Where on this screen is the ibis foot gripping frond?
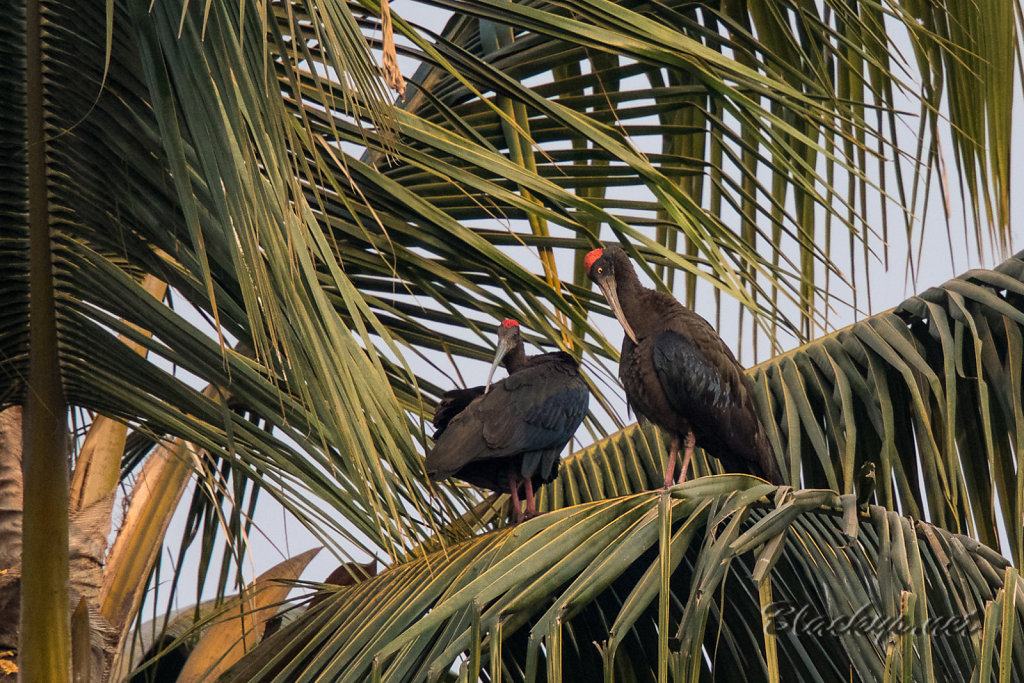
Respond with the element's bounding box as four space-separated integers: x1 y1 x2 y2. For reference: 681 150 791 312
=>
662 431 696 487
663 436 679 488
523 477 538 520
508 472 524 524
677 431 695 485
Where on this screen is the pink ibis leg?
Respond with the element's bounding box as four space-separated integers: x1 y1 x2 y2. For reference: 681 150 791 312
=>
663 435 680 488
523 477 537 519
509 472 524 524
675 431 696 484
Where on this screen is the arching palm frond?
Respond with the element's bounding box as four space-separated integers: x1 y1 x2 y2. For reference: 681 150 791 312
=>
223 477 1022 682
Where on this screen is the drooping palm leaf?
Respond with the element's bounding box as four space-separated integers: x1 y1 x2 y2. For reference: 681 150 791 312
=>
2 0 449 669
372 0 1020 340
223 477 1024 681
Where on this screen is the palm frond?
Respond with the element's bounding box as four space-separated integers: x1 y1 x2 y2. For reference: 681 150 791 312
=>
371 0 1022 340
225 478 1022 681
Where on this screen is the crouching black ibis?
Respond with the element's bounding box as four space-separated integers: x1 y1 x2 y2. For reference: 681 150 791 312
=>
585 245 782 486
426 320 589 521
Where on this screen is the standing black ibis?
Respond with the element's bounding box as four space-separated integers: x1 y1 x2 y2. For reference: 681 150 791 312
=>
584 245 782 486
426 320 589 521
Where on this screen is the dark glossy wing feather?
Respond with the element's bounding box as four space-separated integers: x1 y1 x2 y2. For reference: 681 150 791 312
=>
650 330 730 415
432 386 485 439
425 352 589 492
651 329 781 483
482 355 588 452
618 335 659 425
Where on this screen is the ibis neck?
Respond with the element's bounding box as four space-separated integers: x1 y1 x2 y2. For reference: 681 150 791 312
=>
613 259 652 333
503 344 528 373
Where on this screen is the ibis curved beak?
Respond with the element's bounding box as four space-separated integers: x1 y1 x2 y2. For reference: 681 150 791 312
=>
484 336 513 393
595 278 638 344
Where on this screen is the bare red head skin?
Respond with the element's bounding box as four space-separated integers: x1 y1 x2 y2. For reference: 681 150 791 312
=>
583 248 603 273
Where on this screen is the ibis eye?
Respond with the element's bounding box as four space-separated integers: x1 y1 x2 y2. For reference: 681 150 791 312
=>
597 267 604 274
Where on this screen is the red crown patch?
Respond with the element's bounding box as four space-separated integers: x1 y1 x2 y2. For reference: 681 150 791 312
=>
583 248 604 272
501 319 519 328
